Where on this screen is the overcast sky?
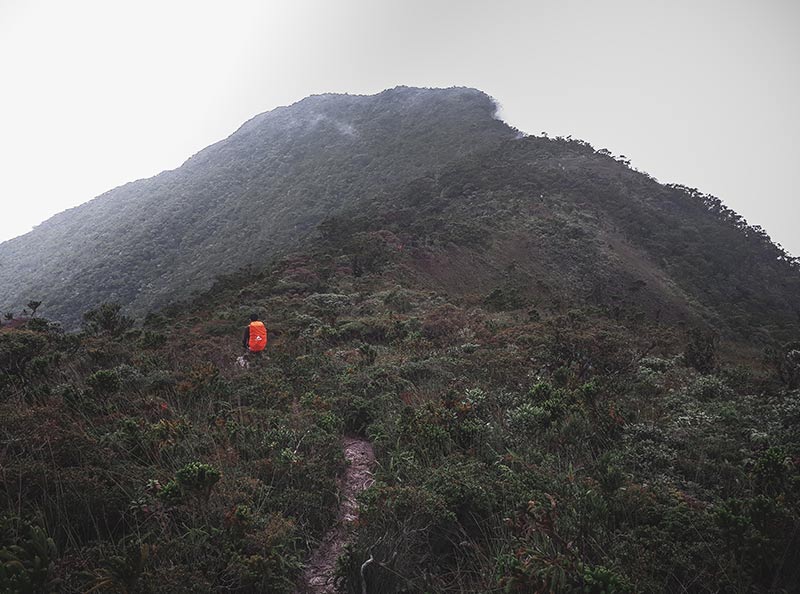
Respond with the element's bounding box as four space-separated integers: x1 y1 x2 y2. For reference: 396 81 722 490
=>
1 0 798 255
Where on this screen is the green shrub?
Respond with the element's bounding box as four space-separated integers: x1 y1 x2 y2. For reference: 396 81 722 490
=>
87 543 148 594
686 375 733 401
683 327 718 373
382 287 414 313
754 447 790 495
580 564 633 593
0 330 46 377
175 462 221 503
0 515 56 593
86 369 121 395
60 384 91 411
638 356 674 374
425 459 498 522
506 401 549 434
138 330 167 348
305 293 352 324
765 341 800 389
82 302 134 335
27 353 61 376
156 462 222 506
595 452 625 494
484 285 526 311
506 382 570 435
714 495 796 586
156 480 184 505
336 319 389 343
24 318 58 334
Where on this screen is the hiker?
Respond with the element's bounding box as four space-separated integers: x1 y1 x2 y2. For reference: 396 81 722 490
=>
242 313 268 357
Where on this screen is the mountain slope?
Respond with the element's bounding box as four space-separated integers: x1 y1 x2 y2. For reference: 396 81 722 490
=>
0 87 516 327
3 197 798 591
322 135 800 343
2 95 800 590
2 85 798 345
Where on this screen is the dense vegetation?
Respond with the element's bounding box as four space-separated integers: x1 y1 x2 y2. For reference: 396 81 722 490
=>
2 215 799 591
0 87 515 328
2 87 799 592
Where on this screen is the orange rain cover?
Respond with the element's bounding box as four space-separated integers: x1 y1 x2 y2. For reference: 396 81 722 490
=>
248 321 267 351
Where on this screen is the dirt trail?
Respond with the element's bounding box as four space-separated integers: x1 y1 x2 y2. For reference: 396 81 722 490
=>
296 436 375 594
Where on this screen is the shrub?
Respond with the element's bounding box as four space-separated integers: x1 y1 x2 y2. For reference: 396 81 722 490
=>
638 356 674 374
765 341 800 389
156 480 184 505
421 304 466 342
24 317 58 333
507 402 549 434
425 459 498 522
138 330 167 348
82 302 134 335
754 447 791 496
0 515 57 593
175 462 222 502
0 330 46 377
336 319 389 343
484 285 526 311
27 353 61 377
305 293 352 324
382 287 414 313
343 481 456 593
87 544 148 594
506 382 570 435
683 327 718 373
580 564 633 593
595 452 625 494
686 375 734 401
86 369 121 395
714 495 797 587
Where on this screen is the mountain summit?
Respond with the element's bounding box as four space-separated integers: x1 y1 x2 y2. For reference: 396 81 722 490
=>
0 87 515 327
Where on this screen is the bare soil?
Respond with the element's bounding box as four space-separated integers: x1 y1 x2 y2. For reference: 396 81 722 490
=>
296 436 375 594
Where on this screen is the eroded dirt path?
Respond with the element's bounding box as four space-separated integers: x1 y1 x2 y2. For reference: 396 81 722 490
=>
296 436 375 594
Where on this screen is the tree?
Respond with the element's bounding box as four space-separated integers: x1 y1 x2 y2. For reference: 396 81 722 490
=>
684 327 718 374
26 301 42 317
82 302 135 335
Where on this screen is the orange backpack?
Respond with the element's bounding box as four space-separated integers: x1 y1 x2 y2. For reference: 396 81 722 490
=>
248 321 267 352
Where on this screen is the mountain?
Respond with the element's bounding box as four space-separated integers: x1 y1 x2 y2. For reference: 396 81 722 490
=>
4 86 798 343
0 87 516 328
2 87 799 592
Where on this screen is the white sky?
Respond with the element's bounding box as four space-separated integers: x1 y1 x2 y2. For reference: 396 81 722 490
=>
1 0 798 255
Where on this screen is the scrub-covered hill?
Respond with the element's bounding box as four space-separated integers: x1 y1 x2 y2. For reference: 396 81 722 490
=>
0 87 516 328
328 135 800 344
2 216 798 591
2 86 799 592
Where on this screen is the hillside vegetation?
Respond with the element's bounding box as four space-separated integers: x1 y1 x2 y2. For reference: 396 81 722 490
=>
334 135 800 343
0 87 515 328
1 87 799 592
1 223 799 592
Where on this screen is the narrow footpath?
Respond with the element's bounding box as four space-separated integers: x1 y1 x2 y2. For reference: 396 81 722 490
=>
296 436 376 594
